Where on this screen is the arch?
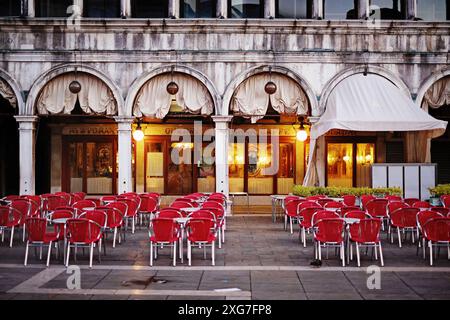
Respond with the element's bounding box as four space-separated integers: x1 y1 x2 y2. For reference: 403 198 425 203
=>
25 64 125 116
222 65 319 117
125 65 221 117
416 68 450 110
319 65 412 116
0 68 25 115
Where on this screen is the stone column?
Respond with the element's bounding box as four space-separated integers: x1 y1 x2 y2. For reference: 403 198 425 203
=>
114 117 134 194
358 0 369 19
22 0 35 17
73 0 83 17
15 116 38 195
264 0 276 18
121 0 131 18
312 0 324 19
216 0 228 18
169 0 180 18
407 0 416 19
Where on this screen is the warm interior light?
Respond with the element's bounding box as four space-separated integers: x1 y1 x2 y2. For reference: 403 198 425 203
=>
171 142 194 149
296 129 308 142
365 154 373 163
133 121 144 141
343 155 350 162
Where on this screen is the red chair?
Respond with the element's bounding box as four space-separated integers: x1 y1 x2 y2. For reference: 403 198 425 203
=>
209 192 226 200
2 195 20 201
204 197 224 207
342 195 357 207
323 201 344 211
47 209 74 240
138 195 158 226
404 198 420 206
21 195 42 216
184 195 201 201
170 200 195 212
422 217 450 266
73 192 86 200
344 210 372 220
10 199 31 242
299 201 320 210
186 218 217 266
188 209 217 223
41 195 67 216
339 206 362 217
54 192 73 206
284 199 303 234
361 195 376 210
0 206 24 247
412 201 431 210
65 218 103 268
306 195 326 201
417 210 444 259
79 210 108 254
202 201 226 244
117 198 140 234
102 205 125 248
317 198 335 207
313 218 346 266
24 218 60 267
385 195 402 202
157 208 183 219
73 200 97 215
430 207 450 216
298 207 322 247
348 219 384 267
101 195 117 204
388 207 420 247
366 199 389 229
441 195 450 208
85 198 103 207
149 218 180 266
54 206 77 216
284 195 302 204
388 201 409 215
312 210 340 227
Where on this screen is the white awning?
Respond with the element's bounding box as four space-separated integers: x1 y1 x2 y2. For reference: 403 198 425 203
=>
311 74 447 139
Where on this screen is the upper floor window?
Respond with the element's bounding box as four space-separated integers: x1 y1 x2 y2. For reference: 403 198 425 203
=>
369 0 406 19
132 0 168 18
35 0 73 17
181 0 216 18
229 0 264 18
0 0 21 16
84 0 121 18
276 0 312 19
416 0 449 21
323 0 357 19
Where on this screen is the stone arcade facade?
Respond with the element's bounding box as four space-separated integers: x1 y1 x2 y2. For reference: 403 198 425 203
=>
0 0 449 201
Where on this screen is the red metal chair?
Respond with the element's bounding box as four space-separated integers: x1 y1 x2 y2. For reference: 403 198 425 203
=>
441 195 450 208
138 195 158 226
339 206 362 217
361 195 376 210
54 192 73 206
317 198 335 207
117 198 140 234
313 218 346 266
312 210 340 227
430 207 450 216
157 208 183 219
2 195 20 201
188 209 217 223
186 218 217 266
65 218 103 268
149 218 180 266
184 194 201 201
10 199 31 241
306 195 326 201
298 207 322 247
416 210 443 259
388 201 409 215
73 192 86 200
21 195 42 216
299 201 320 210
385 195 402 202
422 217 450 266
342 195 356 207
54 206 77 217
404 198 420 206
0 206 24 247
202 201 226 244
24 218 60 267
366 199 389 229
101 195 117 204
324 201 344 211
412 201 431 210
73 200 97 215
284 199 303 234
47 209 75 241
344 210 372 220
41 195 68 216
348 219 384 267
103 204 125 248
84 198 103 207
170 200 195 212
389 207 420 247
79 210 108 254
209 192 226 200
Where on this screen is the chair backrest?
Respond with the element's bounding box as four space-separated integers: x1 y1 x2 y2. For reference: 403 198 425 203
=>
339 206 361 217
411 201 431 209
186 218 215 242
54 206 77 216
441 195 450 208
140 195 158 213
157 209 183 219
284 196 302 204
204 198 223 206
0 206 22 226
49 209 74 220
430 207 450 216
150 218 179 242
317 198 335 207
26 218 52 242
404 198 420 206
385 195 402 202
344 210 371 220
366 199 388 218
10 199 31 220
390 207 420 228
106 201 128 217
21 195 41 207
78 210 108 228
170 201 194 209
101 195 117 203
417 210 443 230
306 195 326 201
184 195 200 200
71 192 85 204
201 201 225 216
314 218 345 243
342 195 356 206
42 195 68 211
298 207 322 228
209 192 226 200
188 209 216 222
323 201 344 209
2 195 20 201
117 198 140 217
66 218 102 244
73 200 97 211
85 198 103 206
422 217 450 242
54 192 72 205
299 201 321 210
96 206 123 228
312 210 340 226
284 199 303 217
349 218 382 243
361 195 376 209
388 201 409 214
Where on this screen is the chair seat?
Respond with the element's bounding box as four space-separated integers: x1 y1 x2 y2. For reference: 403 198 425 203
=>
315 235 343 243
188 234 216 243
30 232 59 243
350 236 380 244
150 236 179 243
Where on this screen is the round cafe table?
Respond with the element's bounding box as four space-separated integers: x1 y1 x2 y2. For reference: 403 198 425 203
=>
271 195 287 223
50 217 70 262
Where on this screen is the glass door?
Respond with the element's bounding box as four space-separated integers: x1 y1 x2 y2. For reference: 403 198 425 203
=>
247 141 274 194
327 143 353 187
229 142 245 192
167 142 194 195
277 141 295 194
145 140 165 193
356 143 375 187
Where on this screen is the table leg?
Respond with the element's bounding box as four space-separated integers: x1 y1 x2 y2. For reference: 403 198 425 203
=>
247 193 250 213
180 227 184 264
271 199 276 223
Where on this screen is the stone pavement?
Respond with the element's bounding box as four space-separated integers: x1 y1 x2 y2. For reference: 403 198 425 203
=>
0 216 449 300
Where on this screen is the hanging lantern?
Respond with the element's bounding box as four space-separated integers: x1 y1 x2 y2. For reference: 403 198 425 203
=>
264 81 277 95
69 80 81 94
133 120 144 141
295 117 308 142
167 81 179 95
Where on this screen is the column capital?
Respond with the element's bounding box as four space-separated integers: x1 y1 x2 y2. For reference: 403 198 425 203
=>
212 115 233 123
307 116 320 124
14 115 39 123
15 115 39 129
114 116 135 124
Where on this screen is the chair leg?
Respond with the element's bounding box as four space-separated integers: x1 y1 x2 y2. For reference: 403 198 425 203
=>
423 238 427 259
290 218 293 234
9 226 14 247
46 241 52 267
89 243 94 268
222 224 225 243
150 242 153 266
397 228 402 248
98 241 102 263
22 225 26 242
132 218 135 234
374 244 378 260
318 241 322 260
379 243 384 267
429 241 433 266
302 228 306 247
113 227 117 248
341 243 345 267
211 240 215 266
218 228 222 249
65 244 71 267
173 241 177 267
356 243 361 267
24 241 29 266
187 240 191 266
